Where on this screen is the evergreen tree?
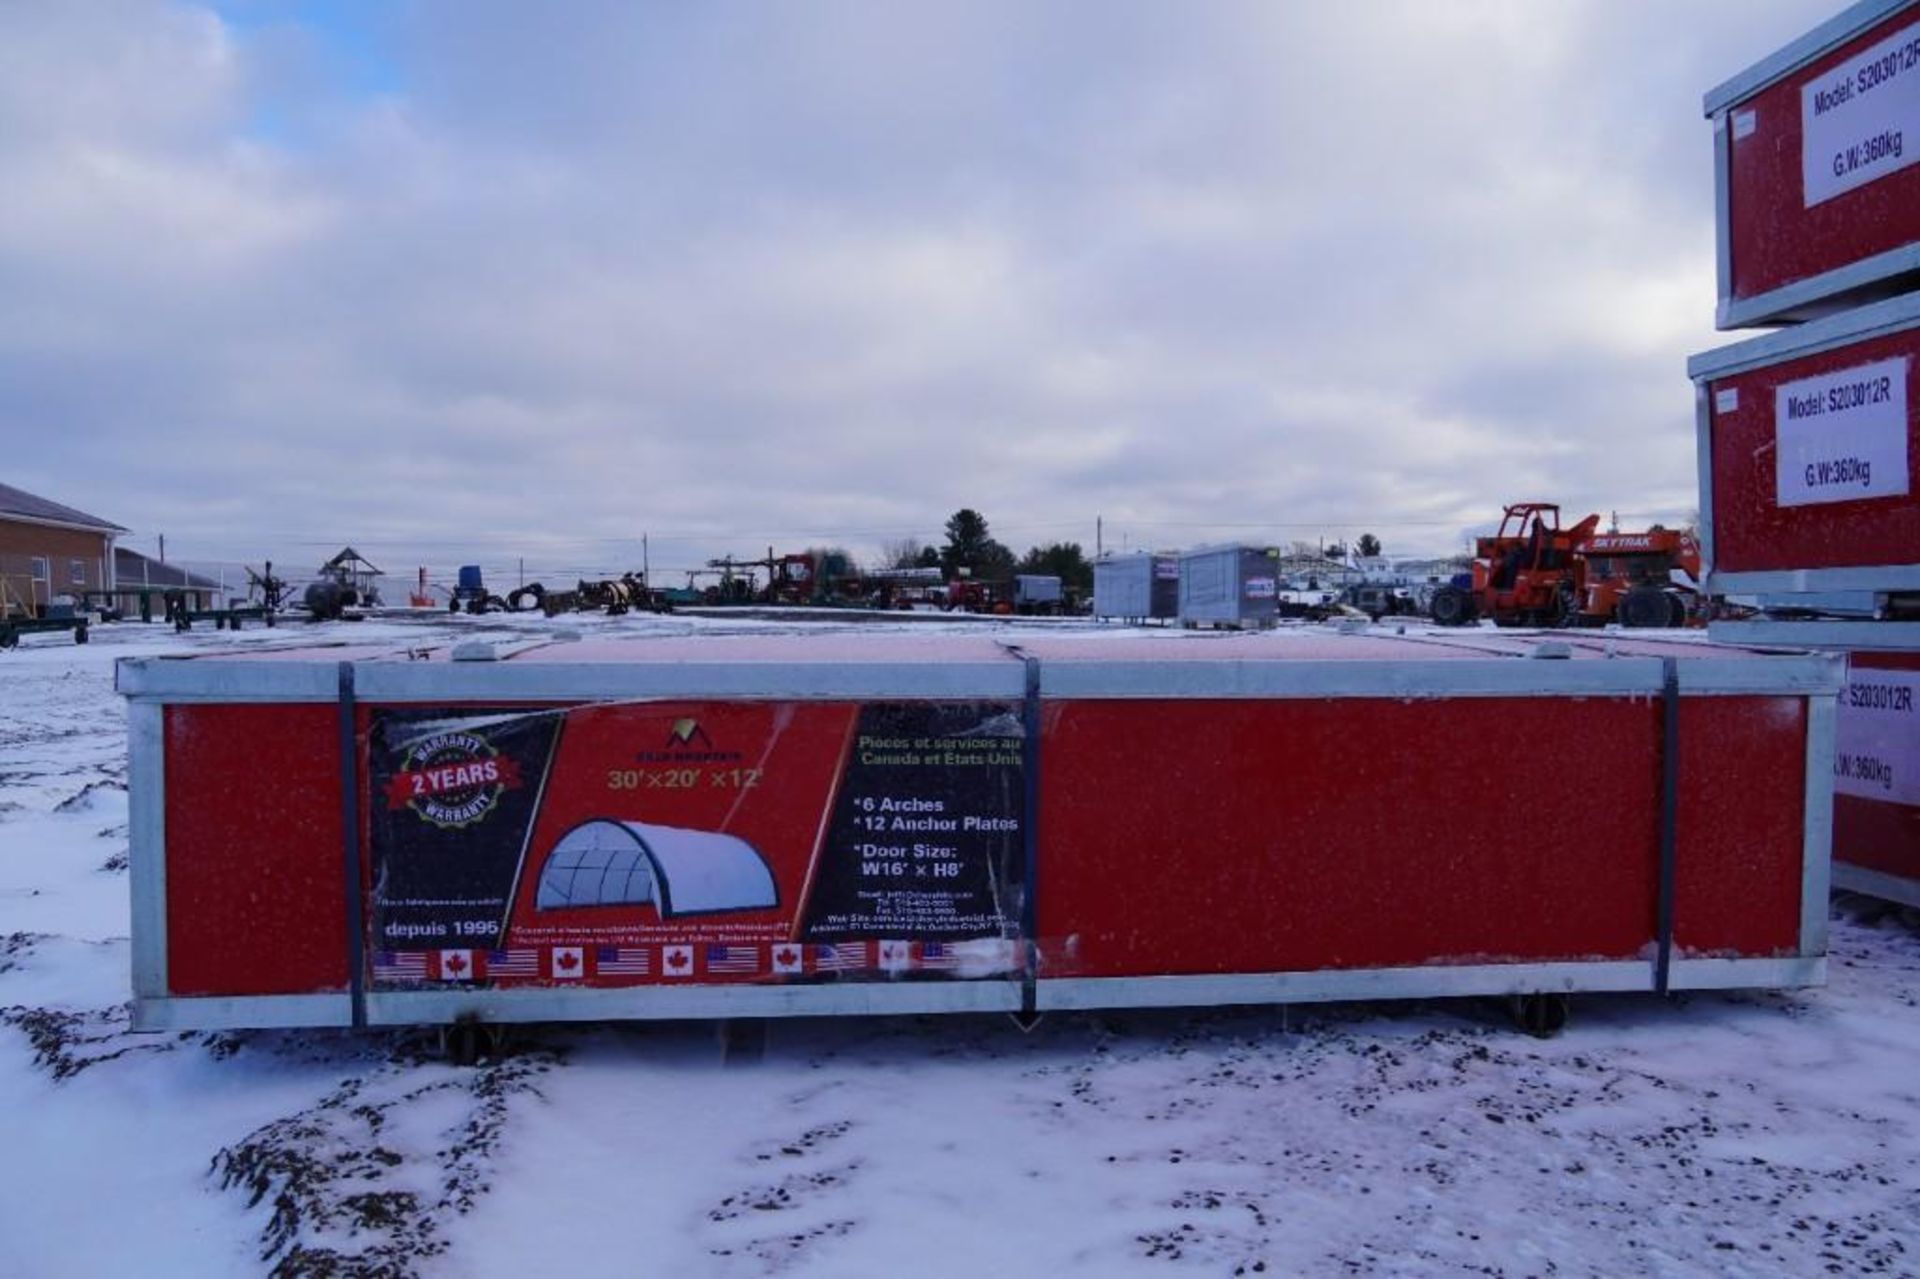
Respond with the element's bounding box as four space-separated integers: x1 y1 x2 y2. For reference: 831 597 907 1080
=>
1016 542 1093 591
941 509 1014 578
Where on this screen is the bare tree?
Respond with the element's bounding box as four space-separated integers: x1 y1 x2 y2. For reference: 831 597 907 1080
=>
880 537 928 570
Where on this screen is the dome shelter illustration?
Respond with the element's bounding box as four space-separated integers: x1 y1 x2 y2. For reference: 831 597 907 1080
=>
535 819 778 917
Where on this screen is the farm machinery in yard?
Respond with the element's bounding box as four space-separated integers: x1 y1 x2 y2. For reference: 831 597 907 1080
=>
1430 503 1707 629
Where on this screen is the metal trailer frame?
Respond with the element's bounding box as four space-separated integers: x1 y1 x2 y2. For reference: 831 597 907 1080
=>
1175 544 1281 628
1689 291 1920 598
118 638 1841 1032
1714 618 1920 907
1704 0 1920 329
1013 575 1063 609
1092 553 1177 622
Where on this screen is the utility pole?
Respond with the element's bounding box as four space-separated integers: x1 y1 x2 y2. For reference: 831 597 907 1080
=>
158 533 165 564
1095 515 1102 558
643 534 650 582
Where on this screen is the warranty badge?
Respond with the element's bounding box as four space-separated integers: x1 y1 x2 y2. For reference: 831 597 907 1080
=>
384 729 524 828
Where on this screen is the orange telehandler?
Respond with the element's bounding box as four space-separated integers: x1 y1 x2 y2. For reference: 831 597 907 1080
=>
1429 503 1705 628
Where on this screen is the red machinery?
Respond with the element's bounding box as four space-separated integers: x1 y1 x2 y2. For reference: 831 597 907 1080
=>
1577 529 1705 629
703 549 906 608
944 576 1009 614
1433 504 1707 629
1431 503 1599 627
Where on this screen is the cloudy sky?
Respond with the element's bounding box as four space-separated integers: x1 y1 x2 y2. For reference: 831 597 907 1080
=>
1 0 1838 581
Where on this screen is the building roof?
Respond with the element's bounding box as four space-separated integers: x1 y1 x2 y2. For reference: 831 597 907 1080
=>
322 545 382 575
113 548 222 592
0 482 126 533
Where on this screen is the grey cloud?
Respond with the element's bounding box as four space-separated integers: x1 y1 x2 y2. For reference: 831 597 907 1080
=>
0 0 1836 576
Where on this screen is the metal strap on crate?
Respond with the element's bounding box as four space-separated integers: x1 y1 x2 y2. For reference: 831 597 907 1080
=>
994 640 1045 1021
1654 657 1680 996
1020 653 1042 1021
338 662 368 1029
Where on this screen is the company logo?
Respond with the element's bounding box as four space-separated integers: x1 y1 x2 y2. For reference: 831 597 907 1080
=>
385 730 523 828
636 718 742 764
667 718 713 749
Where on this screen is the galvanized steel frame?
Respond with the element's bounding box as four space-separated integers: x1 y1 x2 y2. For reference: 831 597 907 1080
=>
1704 0 1917 114
1692 289 1920 381
133 980 1025 1033
118 652 1843 705
1802 691 1838 957
1833 862 1920 908
1712 619 1920 651
132 956 1827 1032
127 701 167 1002
1036 958 1825 1014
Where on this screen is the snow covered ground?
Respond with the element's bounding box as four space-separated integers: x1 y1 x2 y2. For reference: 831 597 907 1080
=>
2 612 1917 1277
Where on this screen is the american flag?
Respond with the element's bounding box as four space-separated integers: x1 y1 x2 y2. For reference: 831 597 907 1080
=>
917 941 961 971
487 949 540 978
596 946 650 976
812 942 867 971
372 951 427 982
705 944 759 974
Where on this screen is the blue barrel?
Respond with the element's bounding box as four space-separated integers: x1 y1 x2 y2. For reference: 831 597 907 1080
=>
457 565 484 592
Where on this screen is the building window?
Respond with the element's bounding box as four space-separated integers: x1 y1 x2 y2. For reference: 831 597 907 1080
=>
30 557 49 582
69 558 87 586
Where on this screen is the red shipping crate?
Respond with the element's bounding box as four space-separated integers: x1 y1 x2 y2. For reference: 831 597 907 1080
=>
118 630 1840 1031
1706 0 1920 328
1714 619 1920 908
1690 293 1920 596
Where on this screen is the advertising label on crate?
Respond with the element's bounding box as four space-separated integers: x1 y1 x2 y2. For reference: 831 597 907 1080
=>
368 708 564 959
1774 357 1910 508
367 701 1024 985
1801 18 1920 206
1836 668 1920 807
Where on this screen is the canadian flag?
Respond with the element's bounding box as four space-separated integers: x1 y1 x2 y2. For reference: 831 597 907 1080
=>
431 949 481 981
771 943 803 974
879 939 911 973
548 947 588 981
663 944 694 977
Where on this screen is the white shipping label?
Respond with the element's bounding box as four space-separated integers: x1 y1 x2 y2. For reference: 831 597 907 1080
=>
1774 356 1910 507
1801 19 1920 206
1732 109 1758 141
1715 387 1740 414
1835 668 1920 807
1244 576 1277 599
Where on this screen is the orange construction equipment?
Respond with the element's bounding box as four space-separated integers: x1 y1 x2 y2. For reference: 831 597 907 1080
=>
1432 503 1707 629
1431 503 1598 627
1576 529 1704 629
